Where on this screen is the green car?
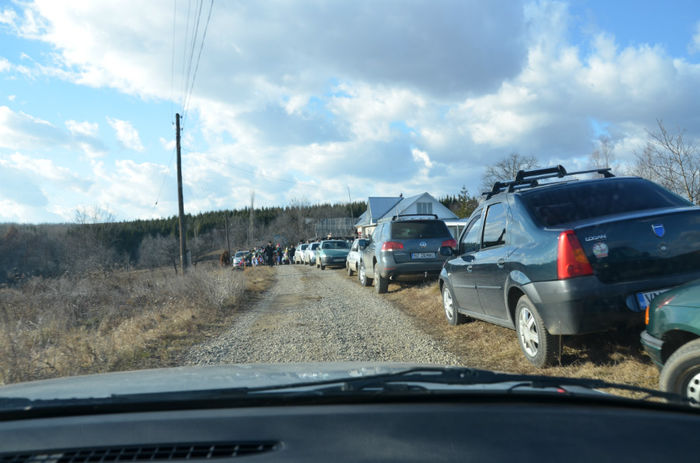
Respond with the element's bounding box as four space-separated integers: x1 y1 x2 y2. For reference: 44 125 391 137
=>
641 279 700 403
315 240 350 270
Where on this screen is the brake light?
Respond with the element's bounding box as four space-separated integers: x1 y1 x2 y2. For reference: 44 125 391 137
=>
441 239 457 249
557 230 593 279
381 241 404 251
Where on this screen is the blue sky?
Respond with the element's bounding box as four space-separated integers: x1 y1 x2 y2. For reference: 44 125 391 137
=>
1 0 699 223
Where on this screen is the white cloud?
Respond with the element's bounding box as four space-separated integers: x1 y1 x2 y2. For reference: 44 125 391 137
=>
0 105 65 150
7 94 15 101
689 21 700 54
66 119 98 137
0 57 11 72
159 136 175 151
106 117 144 152
411 148 433 169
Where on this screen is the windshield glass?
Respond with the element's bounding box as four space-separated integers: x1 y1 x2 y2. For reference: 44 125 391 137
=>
1 0 699 410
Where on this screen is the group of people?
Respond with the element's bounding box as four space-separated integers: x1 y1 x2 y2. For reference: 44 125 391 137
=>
238 242 297 268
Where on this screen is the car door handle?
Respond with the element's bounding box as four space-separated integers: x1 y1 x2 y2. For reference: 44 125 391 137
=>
497 258 505 269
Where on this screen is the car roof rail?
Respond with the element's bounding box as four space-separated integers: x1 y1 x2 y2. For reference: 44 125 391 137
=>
482 165 615 199
386 213 439 221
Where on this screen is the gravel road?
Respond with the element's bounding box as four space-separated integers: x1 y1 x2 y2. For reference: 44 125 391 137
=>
185 263 459 365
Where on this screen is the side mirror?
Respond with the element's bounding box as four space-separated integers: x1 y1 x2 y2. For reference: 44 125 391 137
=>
439 246 454 257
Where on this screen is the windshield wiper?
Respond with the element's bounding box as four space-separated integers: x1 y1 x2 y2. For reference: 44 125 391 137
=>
0 367 691 414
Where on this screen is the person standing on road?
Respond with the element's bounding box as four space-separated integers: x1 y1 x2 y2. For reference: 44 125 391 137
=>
265 241 274 267
289 244 296 264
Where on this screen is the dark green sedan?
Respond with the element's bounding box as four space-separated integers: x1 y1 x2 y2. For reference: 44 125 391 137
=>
641 279 700 403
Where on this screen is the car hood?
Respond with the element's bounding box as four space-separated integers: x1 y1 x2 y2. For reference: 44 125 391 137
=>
0 362 619 405
0 362 435 401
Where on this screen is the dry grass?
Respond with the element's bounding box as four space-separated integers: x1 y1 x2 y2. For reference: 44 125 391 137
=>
0 264 275 385
384 279 659 391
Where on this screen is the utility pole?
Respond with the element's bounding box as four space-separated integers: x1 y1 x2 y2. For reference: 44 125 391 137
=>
248 190 255 246
347 185 354 236
225 214 231 257
176 113 187 273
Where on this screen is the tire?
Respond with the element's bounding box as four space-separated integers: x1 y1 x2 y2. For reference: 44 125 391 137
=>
375 273 388 294
442 284 466 325
359 261 373 287
659 338 700 405
515 295 558 368
347 262 354 276
320 263 325 270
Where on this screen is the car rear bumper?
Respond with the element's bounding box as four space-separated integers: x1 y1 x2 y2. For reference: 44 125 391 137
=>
640 330 664 368
378 260 445 279
524 272 700 335
320 256 347 267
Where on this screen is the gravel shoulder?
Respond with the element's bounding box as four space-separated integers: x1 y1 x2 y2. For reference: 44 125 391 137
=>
185 264 459 365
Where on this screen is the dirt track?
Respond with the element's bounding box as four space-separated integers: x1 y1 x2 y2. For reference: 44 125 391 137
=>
185 264 458 365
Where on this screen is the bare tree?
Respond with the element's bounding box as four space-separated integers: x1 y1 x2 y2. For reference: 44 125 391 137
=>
137 234 179 269
632 120 700 204
589 136 616 169
481 152 540 192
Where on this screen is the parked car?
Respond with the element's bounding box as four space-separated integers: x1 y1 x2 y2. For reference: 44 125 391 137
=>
304 242 320 265
346 238 369 276
641 279 700 404
359 214 456 294
232 250 251 268
439 165 700 367
315 240 351 270
295 243 308 264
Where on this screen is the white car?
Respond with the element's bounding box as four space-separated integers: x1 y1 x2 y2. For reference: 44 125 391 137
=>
304 242 320 265
346 238 368 276
294 243 308 264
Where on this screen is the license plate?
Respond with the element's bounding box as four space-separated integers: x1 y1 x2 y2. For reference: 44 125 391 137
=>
334 258 345 262
635 288 670 312
412 252 435 259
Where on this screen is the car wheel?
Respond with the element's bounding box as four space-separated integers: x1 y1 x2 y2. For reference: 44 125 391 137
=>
347 262 354 276
375 273 388 294
659 338 700 405
515 295 558 368
359 261 373 287
320 263 325 270
442 284 466 325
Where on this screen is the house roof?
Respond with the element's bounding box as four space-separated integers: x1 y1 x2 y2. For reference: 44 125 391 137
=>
381 192 458 221
354 196 401 227
355 192 457 227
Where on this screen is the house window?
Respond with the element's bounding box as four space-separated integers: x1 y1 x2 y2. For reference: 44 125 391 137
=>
417 202 432 215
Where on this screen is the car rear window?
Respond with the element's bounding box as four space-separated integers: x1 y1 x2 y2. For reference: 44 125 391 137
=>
390 220 450 239
521 178 692 227
322 241 349 249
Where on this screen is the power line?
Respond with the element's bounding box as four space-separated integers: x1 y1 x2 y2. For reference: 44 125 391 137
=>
183 0 214 120
169 0 177 120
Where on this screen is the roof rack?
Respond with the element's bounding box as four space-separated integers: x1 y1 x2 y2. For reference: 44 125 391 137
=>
481 165 614 199
381 213 439 222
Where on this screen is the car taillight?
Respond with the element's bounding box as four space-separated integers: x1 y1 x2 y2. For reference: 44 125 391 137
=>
381 241 404 251
557 230 593 279
441 239 457 249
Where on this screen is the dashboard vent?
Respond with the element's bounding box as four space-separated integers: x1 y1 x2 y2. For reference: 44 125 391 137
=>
0 442 279 463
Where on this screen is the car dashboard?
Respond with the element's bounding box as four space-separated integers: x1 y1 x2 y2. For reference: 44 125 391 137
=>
0 397 698 462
